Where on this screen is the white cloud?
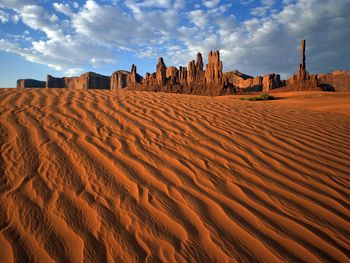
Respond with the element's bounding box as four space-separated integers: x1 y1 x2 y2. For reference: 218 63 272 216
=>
72 0 147 47
188 10 207 27
72 2 79 9
0 9 9 23
261 0 275 6
53 3 73 17
11 14 19 23
19 5 64 41
203 0 221 8
0 0 33 10
141 0 172 8
250 6 269 16
0 38 20 52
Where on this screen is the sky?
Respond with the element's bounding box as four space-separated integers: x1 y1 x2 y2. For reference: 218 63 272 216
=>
0 0 349 87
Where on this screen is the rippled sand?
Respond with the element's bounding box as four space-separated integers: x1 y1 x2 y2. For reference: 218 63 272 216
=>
0 89 349 262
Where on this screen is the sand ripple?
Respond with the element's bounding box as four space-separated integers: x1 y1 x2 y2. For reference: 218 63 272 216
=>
0 89 350 262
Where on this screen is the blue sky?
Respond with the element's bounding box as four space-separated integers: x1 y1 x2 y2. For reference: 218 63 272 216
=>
0 0 349 87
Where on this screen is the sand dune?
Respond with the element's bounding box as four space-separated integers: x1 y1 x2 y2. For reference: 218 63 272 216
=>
0 89 349 262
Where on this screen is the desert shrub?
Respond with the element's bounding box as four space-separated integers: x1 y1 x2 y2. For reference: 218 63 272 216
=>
240 93 275 101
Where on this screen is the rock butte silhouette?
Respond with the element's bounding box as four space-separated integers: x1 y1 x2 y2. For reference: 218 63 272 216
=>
17 40 350 94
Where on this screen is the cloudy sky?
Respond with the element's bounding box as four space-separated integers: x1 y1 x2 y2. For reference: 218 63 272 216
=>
0 0 349 87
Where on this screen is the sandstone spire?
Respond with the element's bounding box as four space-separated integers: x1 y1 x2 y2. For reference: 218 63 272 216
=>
205 50 223 85
301 39 306 69
156 57 166 86
297 39 307 81
196 52 203 71
187 60 196 85
179 66 187 85
129 64 138 85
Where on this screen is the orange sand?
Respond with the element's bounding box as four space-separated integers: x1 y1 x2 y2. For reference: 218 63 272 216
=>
0 89 349 262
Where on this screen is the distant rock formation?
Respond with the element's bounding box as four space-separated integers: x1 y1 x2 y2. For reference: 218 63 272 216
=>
79 72 110 89
156 58 166 86
166 66 179 85
224 71 262 92
223 71 282 92
298 39 307 81
110 64 143 90
110 70 130 90
47 72 110 89
128 64 139 86
179 66 187 86
318 71 350 91
17 79 46 88
187 60 196 85
205 51 223 85
16 39 349 95
126 50 230 96
262 74 282 92
286 39 319 90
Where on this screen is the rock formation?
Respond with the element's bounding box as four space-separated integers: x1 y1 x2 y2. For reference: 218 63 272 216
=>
166 66 179 85
17 79 46 88
298 39 307 81
262 74 282 91
156 58 166 86
143 72 157 87
318 70 350 91
129 64 142 86
47 75 66 89
47 75 80 89
47 72 110 89
187 60 196 85
80 72 110 89
205 51 223 85
196 52 203 71
178 67 187 85
286 39 319 90
223 71 282 92
110 70 130 90
16 39 348 95
125 51 229 96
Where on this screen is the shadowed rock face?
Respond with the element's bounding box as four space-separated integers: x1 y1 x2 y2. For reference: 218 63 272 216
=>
179 66 187 86
111 65 143 90
166 67 179 85
111 70 130 90
46 72 110 89
47 75 67 89
17 79 46 88
79 72 110 90
196 52 203 71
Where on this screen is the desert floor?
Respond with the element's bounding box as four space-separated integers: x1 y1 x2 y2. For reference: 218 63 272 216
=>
0 89 349 262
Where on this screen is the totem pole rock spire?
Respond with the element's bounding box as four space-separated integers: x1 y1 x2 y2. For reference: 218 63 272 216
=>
297 39 308 81
301 39 306 70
